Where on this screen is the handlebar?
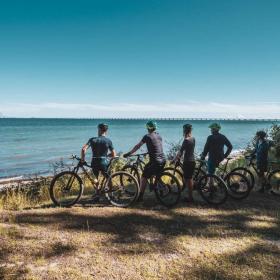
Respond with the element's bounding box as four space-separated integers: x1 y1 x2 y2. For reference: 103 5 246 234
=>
70 154 120 167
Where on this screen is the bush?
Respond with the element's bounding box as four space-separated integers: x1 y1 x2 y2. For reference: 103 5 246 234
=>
246 124 280 161
166 141 182 161
269 124 280 159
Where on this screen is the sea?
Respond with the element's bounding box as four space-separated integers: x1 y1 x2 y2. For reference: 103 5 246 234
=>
0 118 278 179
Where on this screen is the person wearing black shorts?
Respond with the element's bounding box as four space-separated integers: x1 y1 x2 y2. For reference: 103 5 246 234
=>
173 124 195 202
81 123 116 199
124 121 166 201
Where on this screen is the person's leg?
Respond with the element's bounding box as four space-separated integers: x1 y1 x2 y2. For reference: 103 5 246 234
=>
138 176 148 201
186 179 194 201
183 161 195 202
258 169 265 192
207 160 217 187
138 162 154 201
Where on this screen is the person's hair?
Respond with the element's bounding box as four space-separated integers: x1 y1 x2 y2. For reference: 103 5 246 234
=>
183 124 192 135
256 130 266 139
98 123 108 132
148 128 156 133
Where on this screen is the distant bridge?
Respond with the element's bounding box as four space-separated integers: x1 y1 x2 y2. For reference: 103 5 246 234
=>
87 117 280 122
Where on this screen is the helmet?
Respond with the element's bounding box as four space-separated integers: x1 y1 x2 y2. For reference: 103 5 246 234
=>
256 130 266 139
98 123 108 131
209 122 221 131
146 120 157 130
183 124 192 134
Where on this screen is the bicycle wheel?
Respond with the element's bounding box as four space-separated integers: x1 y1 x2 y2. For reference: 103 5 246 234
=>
231 167 255 189
154 172 181 207
193 167 207 189
105 171 139 207
197 174 228 205
50 171 84 207
225 172 251 200
122 165 140 184
164 167 184 189
268 169 280 196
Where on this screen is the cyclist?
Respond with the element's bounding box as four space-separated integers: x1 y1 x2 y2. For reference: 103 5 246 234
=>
173 124 195 202
251 130 270 192
123 121 166 201
81 123 116 189
201 123 232 175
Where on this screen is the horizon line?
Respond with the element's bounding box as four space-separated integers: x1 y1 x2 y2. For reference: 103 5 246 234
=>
1 116 280 122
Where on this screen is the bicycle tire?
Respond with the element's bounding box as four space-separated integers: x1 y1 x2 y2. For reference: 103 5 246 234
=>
268 169 280 196
164 167 185 189
225 171 251 200
231 167 255 189
197 174 228 205
122 164 141 184
154 172 181 207
105 171 140 207
50 171 84 207
193 167 207 190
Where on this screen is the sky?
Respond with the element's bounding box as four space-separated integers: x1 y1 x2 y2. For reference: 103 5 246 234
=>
0 0 280 118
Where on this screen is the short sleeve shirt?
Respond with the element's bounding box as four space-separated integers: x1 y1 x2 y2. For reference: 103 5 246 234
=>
87 136 114 158
141 132 165 163
180 137 195 162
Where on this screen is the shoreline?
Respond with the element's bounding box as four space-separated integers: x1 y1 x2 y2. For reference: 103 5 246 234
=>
0 150 245 189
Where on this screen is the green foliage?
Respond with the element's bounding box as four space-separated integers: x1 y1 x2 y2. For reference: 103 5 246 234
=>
246 124 280 160
269 124 280 158
166 140 182 161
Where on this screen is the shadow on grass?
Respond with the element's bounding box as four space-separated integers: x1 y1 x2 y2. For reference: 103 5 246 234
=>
179 243 280 280
12 196 280 256
0 227 28 280
34 241 76 259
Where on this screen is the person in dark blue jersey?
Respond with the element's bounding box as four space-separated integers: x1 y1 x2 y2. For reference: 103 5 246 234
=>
201 123 233 175
81 123 116 179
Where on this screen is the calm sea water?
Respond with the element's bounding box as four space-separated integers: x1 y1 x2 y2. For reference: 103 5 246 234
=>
0 118 278 178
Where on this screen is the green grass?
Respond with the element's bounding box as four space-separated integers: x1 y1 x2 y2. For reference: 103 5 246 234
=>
0 189 280 280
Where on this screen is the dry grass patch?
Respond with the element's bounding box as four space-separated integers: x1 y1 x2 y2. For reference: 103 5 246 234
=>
0 191 279 279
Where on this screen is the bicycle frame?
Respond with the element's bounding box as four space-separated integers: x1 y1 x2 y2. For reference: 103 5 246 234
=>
128 153 147 170
69 156 118 195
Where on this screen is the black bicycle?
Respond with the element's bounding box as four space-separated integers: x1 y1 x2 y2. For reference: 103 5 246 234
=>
121 153 147 184
165 158 250 204
50 155 140 207
231 155 280 196
123 154 181 207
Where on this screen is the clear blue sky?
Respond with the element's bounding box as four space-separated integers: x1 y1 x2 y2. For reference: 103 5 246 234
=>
0 0 279 118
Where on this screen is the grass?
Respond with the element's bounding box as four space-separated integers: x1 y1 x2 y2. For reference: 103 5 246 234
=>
0 188 280 280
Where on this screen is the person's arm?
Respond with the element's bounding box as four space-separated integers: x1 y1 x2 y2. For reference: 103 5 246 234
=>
81 143 89 162
124 141 144 157
108 140 117 158
173 141 185 163
201 136 210 159
224 136 233 158
250 140 258 157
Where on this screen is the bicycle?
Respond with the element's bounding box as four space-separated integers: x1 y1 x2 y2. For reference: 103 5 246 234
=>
231 155 280 196
121 153 148 184
123 154 181 207
49 155 140 207
165 158 250 204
